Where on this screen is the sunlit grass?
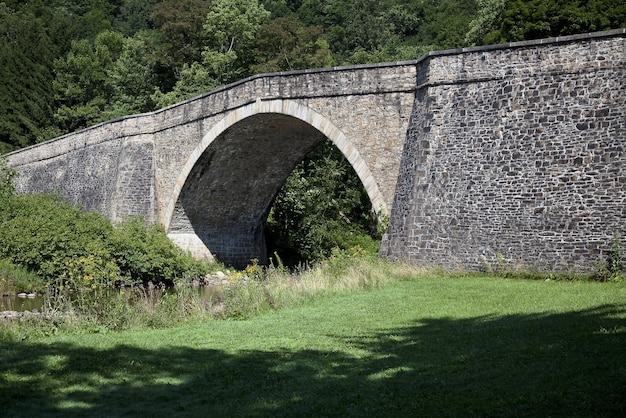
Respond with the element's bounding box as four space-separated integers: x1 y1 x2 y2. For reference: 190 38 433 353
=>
1 273 624 416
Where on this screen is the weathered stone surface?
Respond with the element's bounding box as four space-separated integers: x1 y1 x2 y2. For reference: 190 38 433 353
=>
383 30 626 273
6 29 626 272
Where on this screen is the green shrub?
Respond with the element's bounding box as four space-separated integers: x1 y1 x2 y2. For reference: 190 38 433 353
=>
108 218 210 285
596 232 624 282
0 161 210 289
608 232 624 277
0 193 114 281
56 254 121 292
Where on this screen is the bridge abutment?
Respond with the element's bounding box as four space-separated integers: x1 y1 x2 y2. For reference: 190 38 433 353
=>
384 30 626 272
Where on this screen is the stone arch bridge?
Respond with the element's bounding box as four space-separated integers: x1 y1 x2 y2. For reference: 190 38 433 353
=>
7 30 626 272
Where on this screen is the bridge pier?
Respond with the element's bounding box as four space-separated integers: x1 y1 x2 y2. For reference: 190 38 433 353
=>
202 225 268 269
167 226 268 269
167 233 215 262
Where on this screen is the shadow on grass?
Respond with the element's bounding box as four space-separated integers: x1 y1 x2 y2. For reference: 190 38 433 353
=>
1 305 625 417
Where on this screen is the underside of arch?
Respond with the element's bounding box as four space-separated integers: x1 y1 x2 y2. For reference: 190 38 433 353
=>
165 100 385 268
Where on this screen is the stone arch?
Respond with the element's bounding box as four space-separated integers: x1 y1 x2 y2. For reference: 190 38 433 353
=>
164 99 386 267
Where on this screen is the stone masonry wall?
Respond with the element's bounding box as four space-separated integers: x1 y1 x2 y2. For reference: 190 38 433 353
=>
384 31 626 272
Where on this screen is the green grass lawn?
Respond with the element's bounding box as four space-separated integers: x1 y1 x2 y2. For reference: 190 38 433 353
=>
1 275 625 417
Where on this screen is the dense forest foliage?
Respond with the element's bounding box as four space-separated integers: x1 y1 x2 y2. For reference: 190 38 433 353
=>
1 0 624 265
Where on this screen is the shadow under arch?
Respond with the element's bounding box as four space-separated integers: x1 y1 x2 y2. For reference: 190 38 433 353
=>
163 99 386 268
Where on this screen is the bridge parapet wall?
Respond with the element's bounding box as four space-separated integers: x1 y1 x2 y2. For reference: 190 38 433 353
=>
147 62 418 138
7 62 417 165
420 31 625 86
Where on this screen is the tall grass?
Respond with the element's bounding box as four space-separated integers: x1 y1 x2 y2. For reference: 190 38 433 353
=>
0 251 421 338
222 250 419 319
4 243 618 339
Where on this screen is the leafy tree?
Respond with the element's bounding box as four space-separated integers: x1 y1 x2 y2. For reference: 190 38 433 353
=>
150 0 211 74
155 0 272 104
252 16 333 73
53 30 125 133
292 0 468 63
105 33 157 118
201 0 271 85
487 0 626 44
385 2 423 39
82 0 119 33
48 0 122 40
0 3 57 152
53 29 160 130
266 139 380 266
115 0 159 36
261 0 298 18
341 0 396 54
152 61 220 108
465 0 507 46
291 0 362 61
412 0 478 50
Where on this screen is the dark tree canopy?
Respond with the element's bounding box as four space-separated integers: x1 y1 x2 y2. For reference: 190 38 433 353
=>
486 0 626 43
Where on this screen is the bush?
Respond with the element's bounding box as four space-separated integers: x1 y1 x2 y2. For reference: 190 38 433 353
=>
0 157 211 289
0 193 114 282
108 218 210 286
596 233 624 282
217 252 419 320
